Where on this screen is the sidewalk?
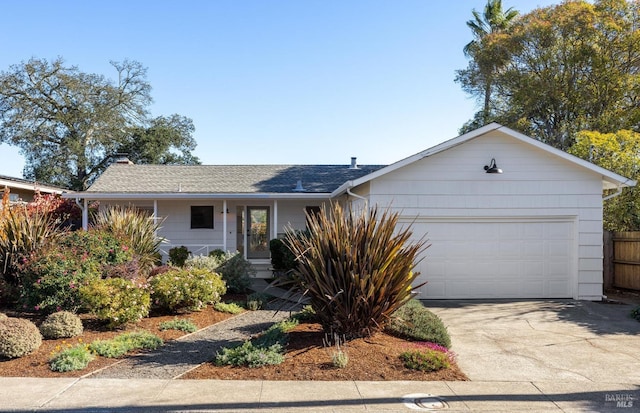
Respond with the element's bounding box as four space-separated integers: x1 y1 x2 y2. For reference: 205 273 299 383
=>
1 377 637 412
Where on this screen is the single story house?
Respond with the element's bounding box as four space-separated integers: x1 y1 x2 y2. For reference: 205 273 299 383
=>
1 174 65 205
66 123 635 300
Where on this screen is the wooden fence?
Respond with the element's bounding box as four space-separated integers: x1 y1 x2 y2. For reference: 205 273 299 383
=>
604 231 640 290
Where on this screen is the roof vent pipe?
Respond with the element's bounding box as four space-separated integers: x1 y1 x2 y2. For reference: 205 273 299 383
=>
293 180 305 192
349 157 358 169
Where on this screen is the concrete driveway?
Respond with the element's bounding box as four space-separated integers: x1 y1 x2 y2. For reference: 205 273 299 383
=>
425 300 640 384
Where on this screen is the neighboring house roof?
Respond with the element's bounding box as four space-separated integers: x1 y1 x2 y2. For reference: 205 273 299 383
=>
0 174 66 195
332 123 636 196
85 164 385 197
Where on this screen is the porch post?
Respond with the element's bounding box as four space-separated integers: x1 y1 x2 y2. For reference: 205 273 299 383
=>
82 198 88 230
223 199 228 252
273 200 278 240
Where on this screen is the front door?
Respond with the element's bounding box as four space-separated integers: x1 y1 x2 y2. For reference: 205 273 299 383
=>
247 206 270 259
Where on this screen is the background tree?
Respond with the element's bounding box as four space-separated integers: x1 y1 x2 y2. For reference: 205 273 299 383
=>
456 0 640 148
118 115 200 165
569 130 640 231
0 58 200 191
457 0 519 127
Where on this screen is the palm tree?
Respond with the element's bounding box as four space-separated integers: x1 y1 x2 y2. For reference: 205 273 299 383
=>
463 0 519 124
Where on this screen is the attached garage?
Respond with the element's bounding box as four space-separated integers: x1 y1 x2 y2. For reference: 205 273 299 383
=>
406 218 576 299
333 123 635 300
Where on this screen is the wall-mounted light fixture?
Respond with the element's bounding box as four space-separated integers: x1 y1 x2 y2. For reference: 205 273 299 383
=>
484 158 503 174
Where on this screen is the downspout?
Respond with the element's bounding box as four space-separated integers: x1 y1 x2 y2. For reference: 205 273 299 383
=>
346 186 368 212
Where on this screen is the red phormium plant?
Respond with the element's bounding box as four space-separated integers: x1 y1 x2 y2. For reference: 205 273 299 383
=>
284 203 429 339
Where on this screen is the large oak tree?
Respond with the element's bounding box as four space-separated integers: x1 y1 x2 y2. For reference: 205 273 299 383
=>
0 57 200 190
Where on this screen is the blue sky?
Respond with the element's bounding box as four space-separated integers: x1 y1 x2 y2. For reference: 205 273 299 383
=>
0 0 559 179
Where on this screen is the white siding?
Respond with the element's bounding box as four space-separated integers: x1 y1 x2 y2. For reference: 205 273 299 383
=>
143 199 326 262
365 131 604 299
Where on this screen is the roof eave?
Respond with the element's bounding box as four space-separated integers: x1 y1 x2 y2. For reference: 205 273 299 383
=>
62 192 332 200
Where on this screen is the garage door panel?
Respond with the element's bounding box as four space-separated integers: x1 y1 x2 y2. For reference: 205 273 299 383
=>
410 219 575 299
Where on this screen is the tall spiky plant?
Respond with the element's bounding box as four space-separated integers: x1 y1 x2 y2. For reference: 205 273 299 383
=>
93 206 164 275
0 206 58 283
284 203 428 339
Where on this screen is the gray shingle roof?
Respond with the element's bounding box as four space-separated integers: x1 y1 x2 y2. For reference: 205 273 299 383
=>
87 164 385 194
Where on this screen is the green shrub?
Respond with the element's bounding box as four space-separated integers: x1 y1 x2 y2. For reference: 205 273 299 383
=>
89 339 131 358
39 311 84 339
18 229 133 313
118 331 163 350
631 306 640 322
214 317 297 368
387 299 451 348
246 292 271 311
214 302 244 314
215 341 285 368
79 278 150 328
293 305 318 322
150 268 226 312
158 318 198 333
269 238 297 272
0 317 42 358
93 206 164 276
208 249 226 260
185 254 225 273
49 344 94 372
218 252 255 293
89 331 163 358
252 318 298 348
168 246 190 267
400 349 451 372
284 203 427 338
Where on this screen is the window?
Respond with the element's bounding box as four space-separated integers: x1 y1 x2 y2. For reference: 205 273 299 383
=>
191 206 214 229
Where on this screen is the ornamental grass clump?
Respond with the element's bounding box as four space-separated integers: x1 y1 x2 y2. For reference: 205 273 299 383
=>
284 203 428 338
39 311 84 339
0 207 58 283
0 317 42 358
93 206 164 276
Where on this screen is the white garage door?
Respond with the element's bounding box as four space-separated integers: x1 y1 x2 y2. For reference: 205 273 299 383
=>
407 218 575 299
